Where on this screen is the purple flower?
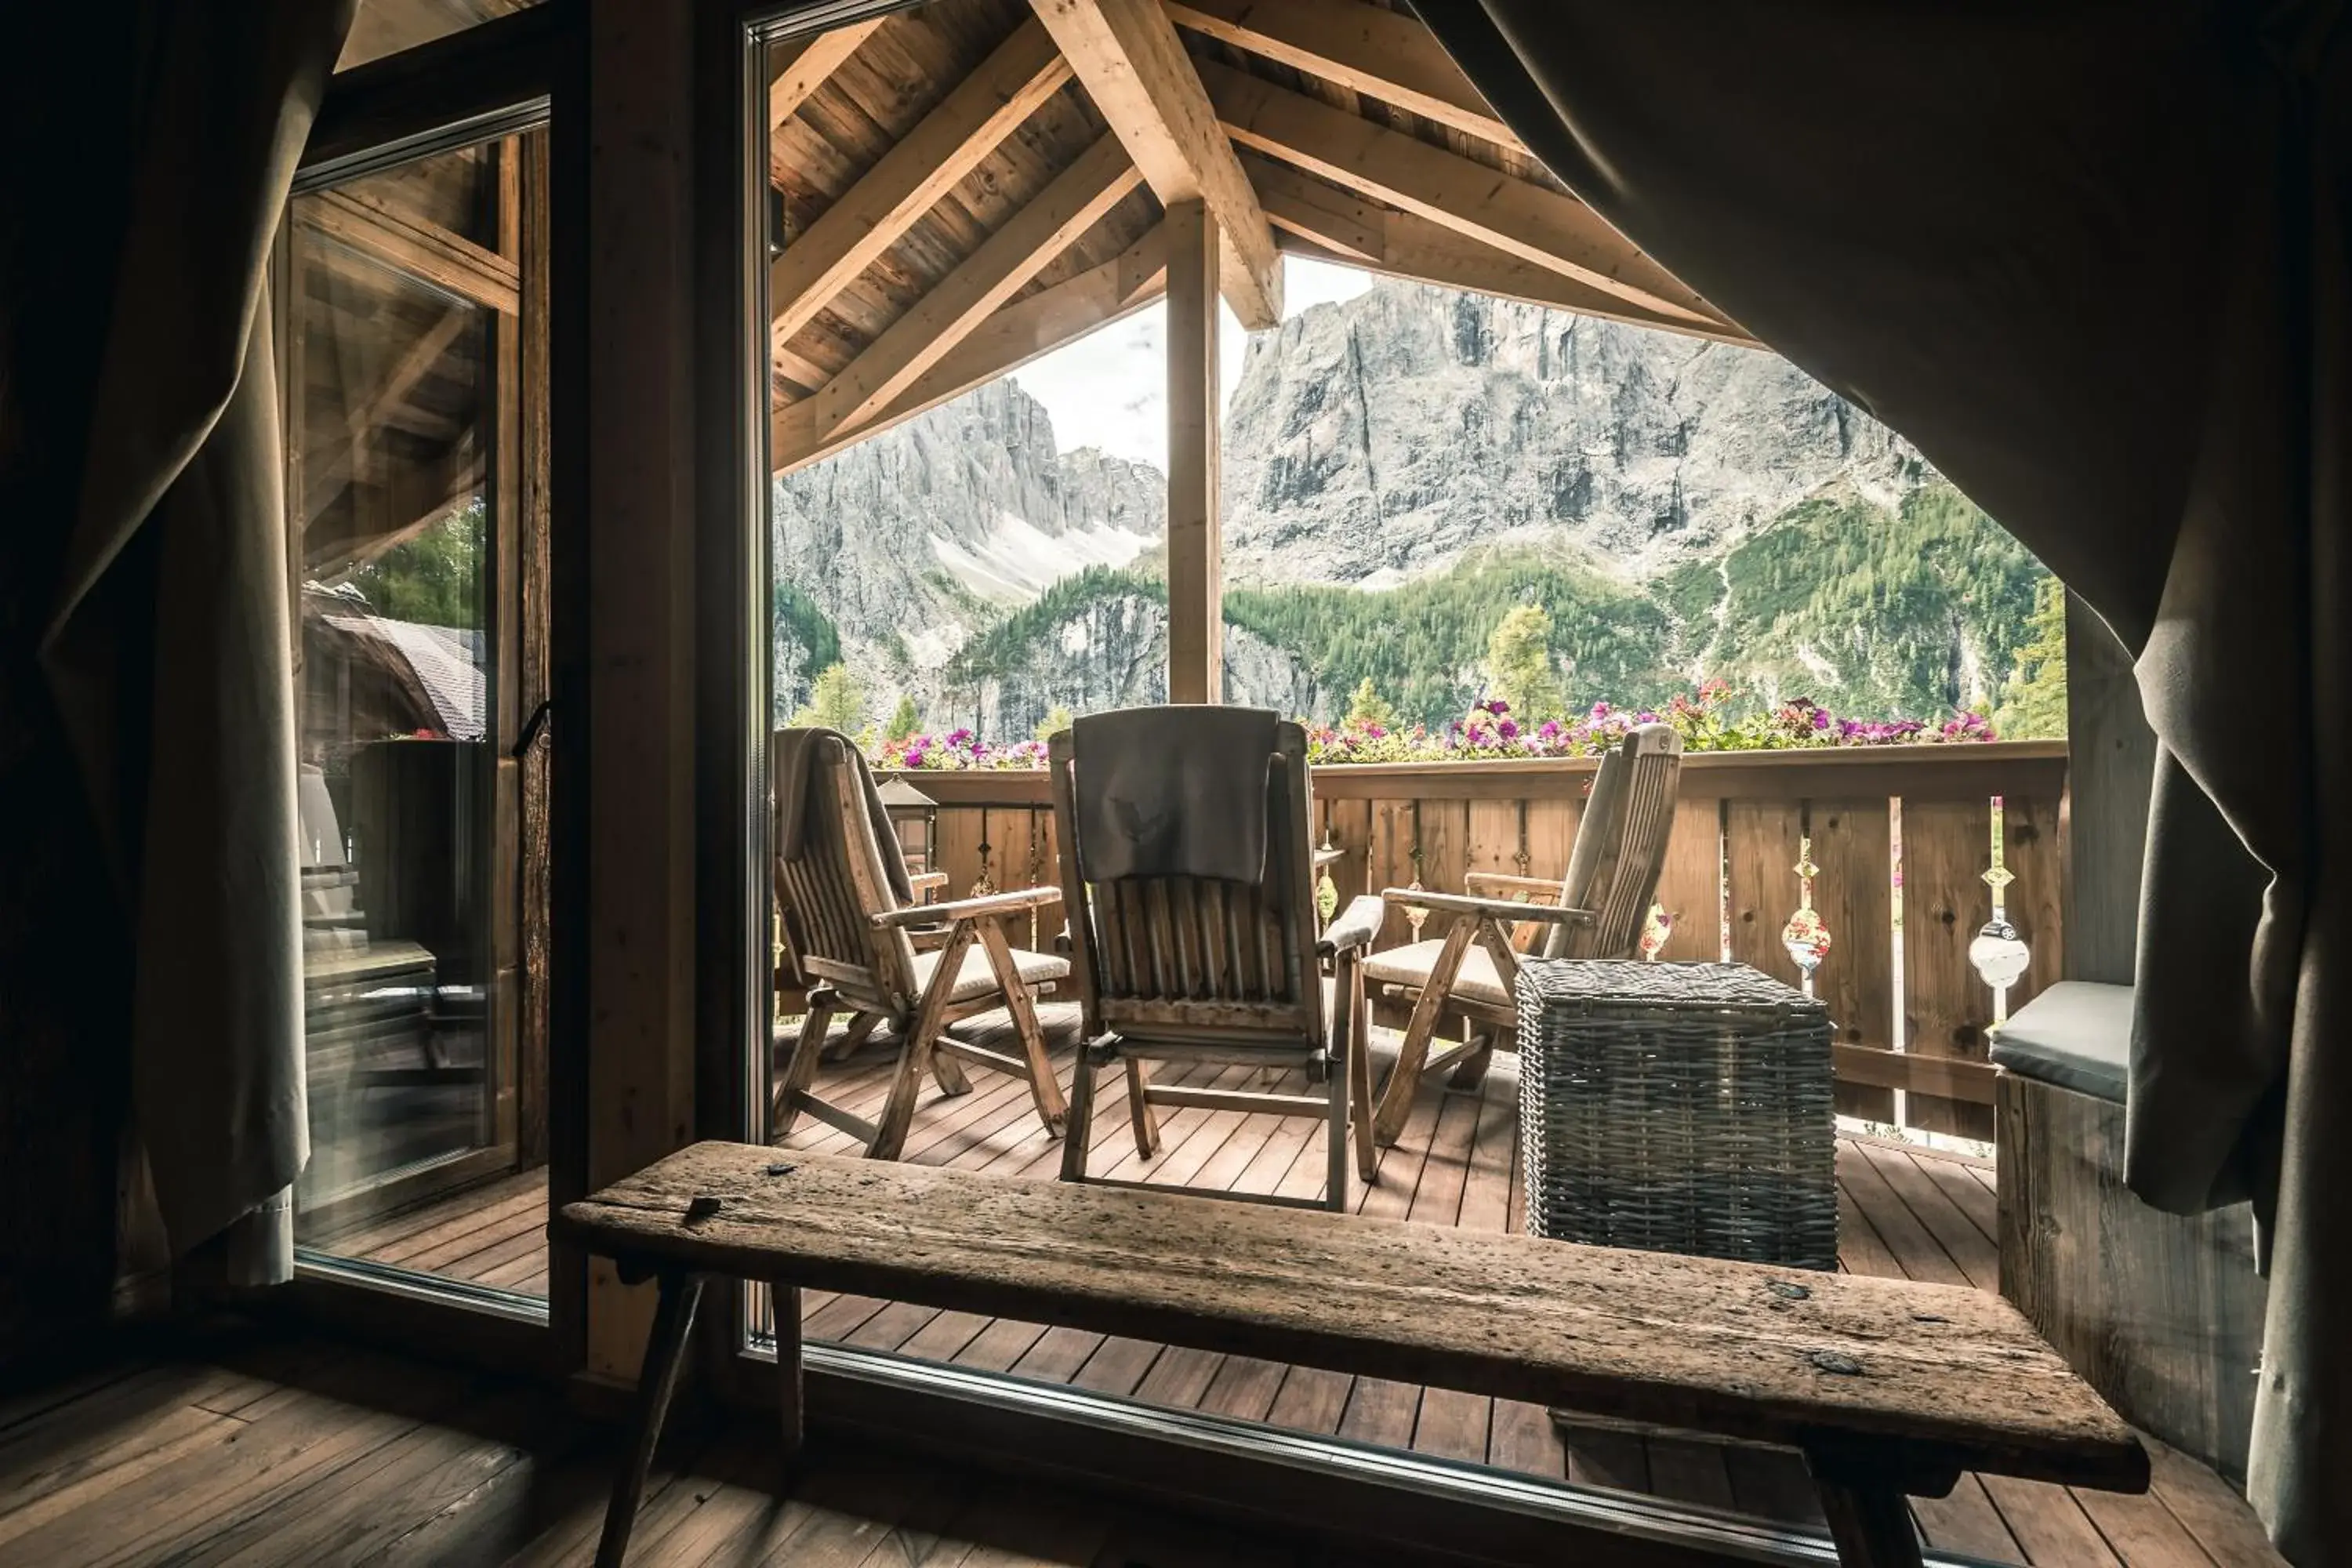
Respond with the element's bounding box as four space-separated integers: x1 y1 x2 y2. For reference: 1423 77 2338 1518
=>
946 727 973 746
1365 724 1387 739
1497 718 1520 740
1486 698 1509 715
1537 720 1563 740
904 748 927 768
1813 709 1831 730
1590 701 1613 719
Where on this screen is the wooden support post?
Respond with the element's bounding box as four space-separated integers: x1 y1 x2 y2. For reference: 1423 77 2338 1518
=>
593 1270 705 1568
1164 199 1222 704
772 1281 804 1477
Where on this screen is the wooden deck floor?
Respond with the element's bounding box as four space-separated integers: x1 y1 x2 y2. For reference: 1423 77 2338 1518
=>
321 1004 2279 1568
0 1330 1421 1567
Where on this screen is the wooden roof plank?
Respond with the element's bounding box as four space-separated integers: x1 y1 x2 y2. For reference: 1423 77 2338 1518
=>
771 18 1075 348
1032 0 1284 328
768 19 888 133
803 131 1145 445
1166 0 1525 153
776 221 1168 473
1201 59 1732 330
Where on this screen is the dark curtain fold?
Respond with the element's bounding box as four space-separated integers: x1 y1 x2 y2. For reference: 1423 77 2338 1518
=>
5 5 354 1283
1410 0 2346 1555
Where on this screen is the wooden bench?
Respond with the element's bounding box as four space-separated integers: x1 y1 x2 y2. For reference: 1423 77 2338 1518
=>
554 1141 2149 1568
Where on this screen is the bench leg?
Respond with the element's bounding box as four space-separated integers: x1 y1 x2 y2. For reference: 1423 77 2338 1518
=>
593 1270 704 1568
772 1281 804 1482
1812 1478 1925 1568
1060 1044 1097 1183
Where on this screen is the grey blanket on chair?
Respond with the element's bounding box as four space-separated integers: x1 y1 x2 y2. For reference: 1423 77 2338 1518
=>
772 728 914 904
1071 706 1278 884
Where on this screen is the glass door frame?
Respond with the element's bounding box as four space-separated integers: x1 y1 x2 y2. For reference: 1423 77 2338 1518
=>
275 2 583 1377
691 6 1854 1563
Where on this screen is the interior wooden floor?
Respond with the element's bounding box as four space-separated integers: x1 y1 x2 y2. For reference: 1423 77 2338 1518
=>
0 1329 1454 1568
317 1004 2279 1568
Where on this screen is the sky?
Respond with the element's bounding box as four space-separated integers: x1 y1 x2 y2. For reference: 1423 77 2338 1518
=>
1006 253 1376 471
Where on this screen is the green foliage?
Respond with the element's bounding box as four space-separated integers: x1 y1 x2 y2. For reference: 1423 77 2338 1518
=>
949 564 1165 684
1034 704 1074 742
1994 576 2069 739
345 499 485 627
1483 604 1566 722
792 662 866 733
884 693 921 742
1342 677 1396 731
772 579 841 673
1699 483 2049 715
1224 548 1677 727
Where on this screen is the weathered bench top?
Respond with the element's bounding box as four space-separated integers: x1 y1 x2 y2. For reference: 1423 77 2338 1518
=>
554 1141 2146 1494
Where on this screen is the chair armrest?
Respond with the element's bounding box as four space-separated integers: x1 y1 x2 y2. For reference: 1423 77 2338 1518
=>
871 885 1062 929
1381 887 1595 925
1465 871 1563 901
910 869 949 895
1316 895 1385 956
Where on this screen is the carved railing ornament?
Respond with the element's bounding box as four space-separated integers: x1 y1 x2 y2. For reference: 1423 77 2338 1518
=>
1967 795 2031 1016
1403 800 1430 942
1780 834 1831 994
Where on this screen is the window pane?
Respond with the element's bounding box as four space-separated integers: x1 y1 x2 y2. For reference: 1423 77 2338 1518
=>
751 6 2262 1563
290 131 550 1303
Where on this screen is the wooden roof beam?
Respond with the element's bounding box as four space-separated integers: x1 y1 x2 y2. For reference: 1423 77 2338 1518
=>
1165 0 1524 152
299 190 519 315
1202 60 1734 332
1031 0 1283 328
1244 155 1759 347
775 223 1169 472
768 19 886 132
796 132 1145 451
771 18 1073 350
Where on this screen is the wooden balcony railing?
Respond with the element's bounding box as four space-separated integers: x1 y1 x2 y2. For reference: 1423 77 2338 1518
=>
877 739 2068 1143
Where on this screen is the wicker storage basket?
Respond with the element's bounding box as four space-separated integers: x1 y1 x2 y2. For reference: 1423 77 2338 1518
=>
1515 960 1837 1269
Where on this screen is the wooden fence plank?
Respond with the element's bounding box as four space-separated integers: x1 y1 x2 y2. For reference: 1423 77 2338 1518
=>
1723 800 1803 985
2000 793 2064 1017
1900 797 1996 1141
1813 799 1896 1123
1647 798 1724 962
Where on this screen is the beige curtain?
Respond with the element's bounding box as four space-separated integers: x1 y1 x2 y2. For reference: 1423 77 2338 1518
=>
24 5 354 1282
1411 0 2346 1555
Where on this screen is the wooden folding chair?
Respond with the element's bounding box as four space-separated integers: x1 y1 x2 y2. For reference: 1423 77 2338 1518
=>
1047 720 1386 1210
1363 722 1683 1145
771 731 1069 1160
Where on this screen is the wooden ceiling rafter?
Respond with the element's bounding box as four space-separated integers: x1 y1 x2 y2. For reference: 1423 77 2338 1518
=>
1198 59 1733 331
298 188 519 316
791 130 1146 452
776 220 1170 472
770 17 1076 353
1245 154 1757 347
1164 0 1526 153
1029 0 1283 328
303 306 475 523
768 19 890 132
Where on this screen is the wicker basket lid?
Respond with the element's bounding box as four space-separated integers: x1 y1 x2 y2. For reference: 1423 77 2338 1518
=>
1516 960 1827 1017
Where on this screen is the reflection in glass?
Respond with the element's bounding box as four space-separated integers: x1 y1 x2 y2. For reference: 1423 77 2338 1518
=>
290 133 548 1301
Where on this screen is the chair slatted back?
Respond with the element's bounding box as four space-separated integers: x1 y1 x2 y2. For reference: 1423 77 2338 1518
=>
1047 722 1325 1051
772 731 920 1011
1544 723 1684 961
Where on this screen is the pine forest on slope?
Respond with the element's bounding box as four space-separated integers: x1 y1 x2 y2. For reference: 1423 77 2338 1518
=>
771 278 2060 741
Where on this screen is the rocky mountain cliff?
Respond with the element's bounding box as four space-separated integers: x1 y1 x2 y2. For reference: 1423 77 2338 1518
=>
773 280 2044 737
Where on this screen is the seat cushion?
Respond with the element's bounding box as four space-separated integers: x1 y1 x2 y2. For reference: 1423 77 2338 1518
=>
1361 938 1512 1008
1988 980 2132 1104
913 942 1069 1005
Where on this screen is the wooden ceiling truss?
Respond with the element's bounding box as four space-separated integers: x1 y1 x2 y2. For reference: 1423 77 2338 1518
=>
764 0 1752 477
